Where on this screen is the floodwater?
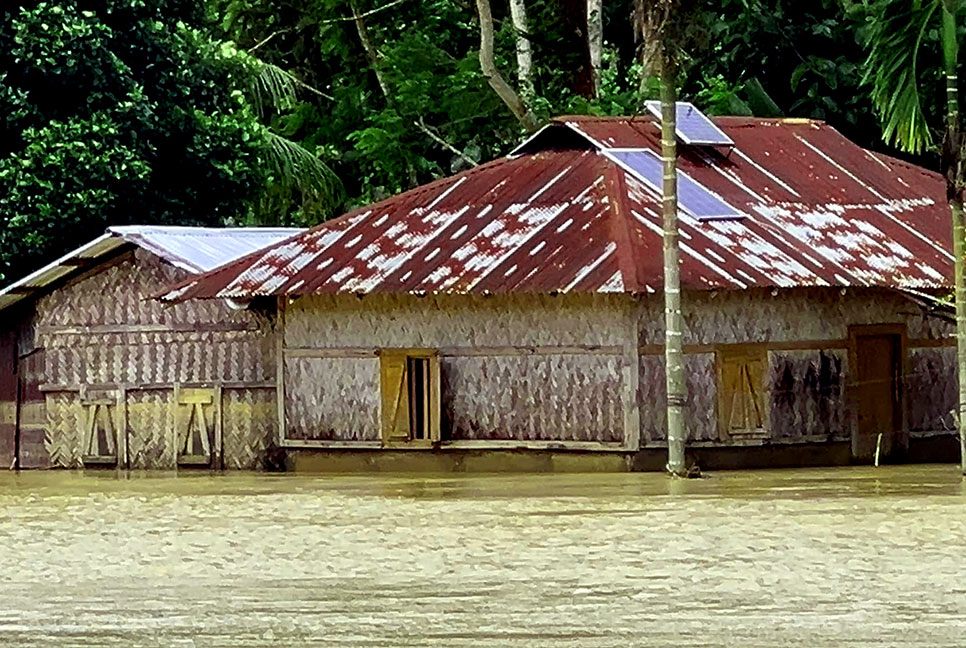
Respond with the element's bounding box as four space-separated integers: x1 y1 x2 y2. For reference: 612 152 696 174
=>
1 467 965 647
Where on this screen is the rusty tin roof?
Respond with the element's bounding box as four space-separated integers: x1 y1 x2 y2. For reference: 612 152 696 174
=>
159 117 953 302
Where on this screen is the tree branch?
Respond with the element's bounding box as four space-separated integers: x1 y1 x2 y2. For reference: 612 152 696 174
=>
349 0 392 98
475 0 539 132
416 117 478 167
248 29 292 54
349 0 475 168
322 0 407 24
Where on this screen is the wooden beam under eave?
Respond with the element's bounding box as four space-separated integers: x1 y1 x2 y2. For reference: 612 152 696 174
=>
58 258 95 267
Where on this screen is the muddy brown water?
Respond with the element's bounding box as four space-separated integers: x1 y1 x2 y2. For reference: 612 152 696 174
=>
1 466 965 647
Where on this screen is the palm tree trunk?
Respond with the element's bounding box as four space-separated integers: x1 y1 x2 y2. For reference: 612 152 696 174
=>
659 49 687 476
941 2 966 475
952 199 966 474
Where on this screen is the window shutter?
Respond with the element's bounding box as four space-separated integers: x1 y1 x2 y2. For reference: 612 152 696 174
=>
380 353 411 443
718 347 767 440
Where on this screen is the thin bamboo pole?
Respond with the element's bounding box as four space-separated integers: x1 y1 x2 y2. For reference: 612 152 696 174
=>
940 2 966 475
659 50 687 477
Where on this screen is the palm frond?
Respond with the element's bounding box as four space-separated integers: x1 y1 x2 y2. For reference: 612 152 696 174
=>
250 61 300 118
862 0 940 154
263 131 344 225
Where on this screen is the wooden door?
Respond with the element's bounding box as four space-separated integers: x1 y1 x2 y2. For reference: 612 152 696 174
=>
853 333 900 462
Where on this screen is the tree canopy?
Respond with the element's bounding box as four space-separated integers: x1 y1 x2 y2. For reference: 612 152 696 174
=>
0 0 270 281
0 0 950 282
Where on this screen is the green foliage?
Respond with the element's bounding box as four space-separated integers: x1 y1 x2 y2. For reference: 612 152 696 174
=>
2 0 940 279
208 0 924 214
691 1 880 145
0 0 270 281
861 0 947 154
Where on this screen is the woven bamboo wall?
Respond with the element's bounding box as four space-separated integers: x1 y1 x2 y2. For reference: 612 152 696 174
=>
285 294 630 348
30 249 277 469
639 354 717 443
284 357 380 441
222 387 277 469
45 391 84 468
283 294 632 444
907 347 957 437
282 289 954 448
768 350 847 442
126 389 174 469
638 288 953 345
440 355 624 442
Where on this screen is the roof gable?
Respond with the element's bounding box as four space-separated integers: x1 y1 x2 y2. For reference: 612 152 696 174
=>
0 226 302 313
159 117 952 302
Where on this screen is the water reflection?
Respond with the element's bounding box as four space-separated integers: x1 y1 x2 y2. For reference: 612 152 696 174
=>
0 465 964 646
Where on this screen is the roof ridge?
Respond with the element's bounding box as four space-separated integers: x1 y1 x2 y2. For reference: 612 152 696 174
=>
601 160 643 293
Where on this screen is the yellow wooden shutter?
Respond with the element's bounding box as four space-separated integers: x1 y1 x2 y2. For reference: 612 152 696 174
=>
428 355 441 443
381 353 411 443
718 347 766 438
743 356 765 429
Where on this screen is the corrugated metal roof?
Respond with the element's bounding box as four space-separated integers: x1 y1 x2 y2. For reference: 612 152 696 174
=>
0 226 302 313
159 117 953 302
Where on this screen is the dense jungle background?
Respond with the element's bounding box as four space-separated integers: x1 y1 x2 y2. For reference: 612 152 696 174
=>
0 0 947 281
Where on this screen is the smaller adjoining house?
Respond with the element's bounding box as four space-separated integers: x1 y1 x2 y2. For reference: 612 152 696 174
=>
162 113 959 472
0 226 301 470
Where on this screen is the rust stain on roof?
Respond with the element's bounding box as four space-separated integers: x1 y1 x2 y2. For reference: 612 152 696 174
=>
160 116 952 302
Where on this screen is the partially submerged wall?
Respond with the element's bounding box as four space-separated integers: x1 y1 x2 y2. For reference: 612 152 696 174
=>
282 293 634 447
22 249 277 469
281 287 953 455
639 288 953 449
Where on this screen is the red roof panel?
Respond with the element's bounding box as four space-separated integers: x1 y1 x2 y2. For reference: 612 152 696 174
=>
159 116 953 302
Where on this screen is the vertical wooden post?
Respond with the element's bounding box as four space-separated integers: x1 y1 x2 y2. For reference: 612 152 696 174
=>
13 377 21 471
214 384 223 470
169 383 179 472
622 298 642 452
275 296 287 448
117 387 128 470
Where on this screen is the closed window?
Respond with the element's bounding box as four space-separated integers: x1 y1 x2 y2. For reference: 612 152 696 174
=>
380 350 441 445
717 346 768 440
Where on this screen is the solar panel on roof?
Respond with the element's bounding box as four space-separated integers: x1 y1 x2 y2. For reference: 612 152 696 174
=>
607 149 744 221
644 100 734 146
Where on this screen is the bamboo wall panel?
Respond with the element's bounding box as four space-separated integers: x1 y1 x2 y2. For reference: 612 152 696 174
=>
907 347 957 437
45 392 84 468
126 389 174 469
440 355 624 442
639 354 717 443
27 251 278 469
769 350 847 441
284 357 380 441
222 387 277 468
285 294 631 349
43 333 273 385
638 288 952 345
35 249 241 327
0 333 16 467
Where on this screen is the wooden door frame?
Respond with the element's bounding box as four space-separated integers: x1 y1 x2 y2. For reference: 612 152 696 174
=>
847 324 907 458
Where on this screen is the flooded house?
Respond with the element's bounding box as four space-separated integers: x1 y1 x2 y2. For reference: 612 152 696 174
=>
0 226 301 470
159 113 958 472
